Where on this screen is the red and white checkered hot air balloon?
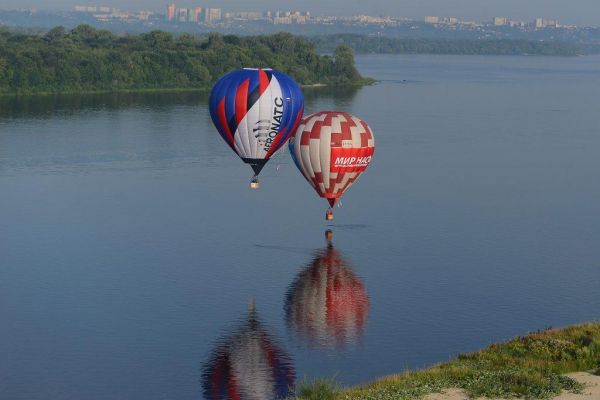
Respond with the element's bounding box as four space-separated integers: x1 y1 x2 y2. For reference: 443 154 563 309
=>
288 111 375 220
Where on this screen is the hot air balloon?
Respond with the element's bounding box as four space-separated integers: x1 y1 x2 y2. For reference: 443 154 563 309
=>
209 68 304 189
289 111 375 220
285 231 369 348
202 302 295 400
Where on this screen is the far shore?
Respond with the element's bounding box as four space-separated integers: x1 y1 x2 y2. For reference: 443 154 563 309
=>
0 87 212 98
295 322 600 400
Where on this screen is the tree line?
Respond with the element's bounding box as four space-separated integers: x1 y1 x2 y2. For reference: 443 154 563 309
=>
311 34 585 56
0 25 370 95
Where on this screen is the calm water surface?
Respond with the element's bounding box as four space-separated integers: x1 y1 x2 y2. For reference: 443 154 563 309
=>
1 55 600 399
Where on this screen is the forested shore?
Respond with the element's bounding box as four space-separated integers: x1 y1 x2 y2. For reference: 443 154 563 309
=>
1 24 592 96
312 34 587 56
0 25 371 95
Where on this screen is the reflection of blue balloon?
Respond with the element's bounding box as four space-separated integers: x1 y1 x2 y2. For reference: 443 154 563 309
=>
209 68 304 182
202 306 295 400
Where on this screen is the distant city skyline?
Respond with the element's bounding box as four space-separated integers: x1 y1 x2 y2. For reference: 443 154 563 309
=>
1 0 600 26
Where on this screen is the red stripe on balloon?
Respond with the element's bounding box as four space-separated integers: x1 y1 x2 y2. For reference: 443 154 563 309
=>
289 107 304 139
360 131 369 147
265 107 303 158
314 172 324 184
265 126 287 158
217 98 235 148
340 115 353 142
301 122 316 145
258 69 270 96
235 79 250 126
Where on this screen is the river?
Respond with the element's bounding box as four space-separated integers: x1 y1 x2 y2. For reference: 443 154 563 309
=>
1 54 599 399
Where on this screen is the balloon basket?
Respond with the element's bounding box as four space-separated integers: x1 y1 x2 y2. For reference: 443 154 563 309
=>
250 177 260 190
325 208 334 221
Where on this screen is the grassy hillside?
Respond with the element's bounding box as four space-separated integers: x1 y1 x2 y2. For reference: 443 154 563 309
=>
295 323 600 400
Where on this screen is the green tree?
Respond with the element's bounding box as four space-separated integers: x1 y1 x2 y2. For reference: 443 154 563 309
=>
0 26 371 95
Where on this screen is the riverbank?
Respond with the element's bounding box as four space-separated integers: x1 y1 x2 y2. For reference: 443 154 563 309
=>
0 79 375 98
0 87 212 98
295 323 600 400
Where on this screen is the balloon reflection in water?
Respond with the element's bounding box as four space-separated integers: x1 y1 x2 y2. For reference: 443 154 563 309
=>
202 303 295 400
285 231 369 347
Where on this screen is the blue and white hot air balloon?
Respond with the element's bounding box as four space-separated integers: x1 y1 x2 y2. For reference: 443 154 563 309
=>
209 68 304 189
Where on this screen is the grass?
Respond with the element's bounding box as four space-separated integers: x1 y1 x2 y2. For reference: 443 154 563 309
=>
292 322 600 400
296 378 340 400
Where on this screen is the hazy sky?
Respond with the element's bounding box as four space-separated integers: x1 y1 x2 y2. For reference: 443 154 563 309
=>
2 0 600 26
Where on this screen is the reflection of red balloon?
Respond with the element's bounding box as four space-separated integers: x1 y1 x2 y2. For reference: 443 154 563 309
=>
202 307 295 400
285 244 369 347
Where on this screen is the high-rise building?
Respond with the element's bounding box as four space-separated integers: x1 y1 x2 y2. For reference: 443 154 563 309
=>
190 7 202 22
424 16 439 24
204 8 222 23
178 8 188 22
535 18 559 29
535 18 544 28
166 3 176 21
494 17 508 26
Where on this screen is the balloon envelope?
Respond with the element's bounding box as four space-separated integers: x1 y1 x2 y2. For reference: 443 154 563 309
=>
289 111 375 206
209 68 304 176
